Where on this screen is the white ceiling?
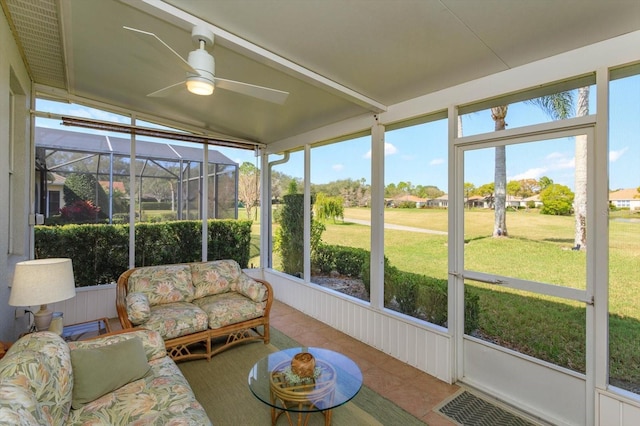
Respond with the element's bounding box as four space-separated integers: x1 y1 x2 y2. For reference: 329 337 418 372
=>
5 0 640 147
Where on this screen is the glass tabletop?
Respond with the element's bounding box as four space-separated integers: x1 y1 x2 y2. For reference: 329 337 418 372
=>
248 347 363 413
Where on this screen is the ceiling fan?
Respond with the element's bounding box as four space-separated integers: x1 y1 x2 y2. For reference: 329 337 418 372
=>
123 25 289 104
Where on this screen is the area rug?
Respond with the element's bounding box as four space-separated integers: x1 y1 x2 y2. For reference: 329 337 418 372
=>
179 327 426 425
435 389 538 426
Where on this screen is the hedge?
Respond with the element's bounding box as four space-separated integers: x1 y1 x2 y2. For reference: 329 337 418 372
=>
34 220 252 287
311 243 480 334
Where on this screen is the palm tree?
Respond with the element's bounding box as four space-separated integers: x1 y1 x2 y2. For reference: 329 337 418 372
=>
491 106 508 237
530 88 589 250
490 90 585 241
572 87 589 250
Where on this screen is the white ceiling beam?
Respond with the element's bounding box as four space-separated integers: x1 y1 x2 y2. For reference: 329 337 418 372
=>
120 0 387 113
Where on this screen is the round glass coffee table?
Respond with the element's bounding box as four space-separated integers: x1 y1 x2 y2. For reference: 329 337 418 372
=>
248 347 363 426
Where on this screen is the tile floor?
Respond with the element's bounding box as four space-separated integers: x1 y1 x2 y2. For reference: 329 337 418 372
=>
269 300 460 425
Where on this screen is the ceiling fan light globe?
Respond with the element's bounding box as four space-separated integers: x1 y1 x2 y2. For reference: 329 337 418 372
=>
186 78 214 95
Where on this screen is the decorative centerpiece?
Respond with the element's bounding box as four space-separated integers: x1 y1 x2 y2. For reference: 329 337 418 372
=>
270 354 337 404
291 352 316 378
280 352 321 385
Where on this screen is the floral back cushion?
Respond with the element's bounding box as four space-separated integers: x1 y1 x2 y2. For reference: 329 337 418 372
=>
190 260 242 299
233 273 267 302
127 264 194 305
126 292 151 325
68 329 167 362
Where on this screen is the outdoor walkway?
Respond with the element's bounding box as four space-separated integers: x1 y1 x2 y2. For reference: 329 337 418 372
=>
344 217 448 235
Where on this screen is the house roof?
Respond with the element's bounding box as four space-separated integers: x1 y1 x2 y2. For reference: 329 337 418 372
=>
99 181 126 194
609 188 640 201
392 195 425 203
4 1 640 149
36 127 236 165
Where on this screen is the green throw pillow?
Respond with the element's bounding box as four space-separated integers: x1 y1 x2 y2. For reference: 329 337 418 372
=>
70 337 150 409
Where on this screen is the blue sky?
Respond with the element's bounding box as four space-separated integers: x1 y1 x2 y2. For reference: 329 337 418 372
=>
37 75 638 193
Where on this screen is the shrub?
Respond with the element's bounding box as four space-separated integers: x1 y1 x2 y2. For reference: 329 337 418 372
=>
540 184 574 215
276 194 324 276
396 201 417 208
311 244 368 276
60 200 102 223
34 219 253 286
63 173 109 217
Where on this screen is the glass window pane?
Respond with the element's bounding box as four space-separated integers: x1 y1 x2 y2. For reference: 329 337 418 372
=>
310 136 371 302
464 139 586 286
608 71 640 394
460 85 596 137
383 119 448 325
271 150 304 276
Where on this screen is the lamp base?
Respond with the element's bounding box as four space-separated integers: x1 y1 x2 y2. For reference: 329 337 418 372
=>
34 304 53 331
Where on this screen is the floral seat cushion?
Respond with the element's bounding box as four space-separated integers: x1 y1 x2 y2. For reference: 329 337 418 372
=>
144 302 209 340
193 292 266 329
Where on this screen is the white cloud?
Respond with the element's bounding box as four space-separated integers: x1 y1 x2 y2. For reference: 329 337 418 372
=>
545 152 574 169
610 147 628 162
429 158 444 166
510 167 547 181
385 142 398 155
546 152 564 159
364 142 397 159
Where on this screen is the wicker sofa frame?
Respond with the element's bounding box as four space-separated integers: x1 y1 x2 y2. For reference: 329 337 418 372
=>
116 263 273 362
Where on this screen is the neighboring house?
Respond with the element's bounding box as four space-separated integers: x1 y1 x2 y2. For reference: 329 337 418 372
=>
394 194 425 207
466 195 485 208
522 194 543 208
609 188 640 211
427 194 449 208
99 180 126 195
35 172 66 218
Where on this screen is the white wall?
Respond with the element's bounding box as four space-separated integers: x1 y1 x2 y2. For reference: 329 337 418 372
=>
0 7 33 341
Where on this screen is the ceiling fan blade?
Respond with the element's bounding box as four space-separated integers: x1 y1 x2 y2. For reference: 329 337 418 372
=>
147 80 185 97
123 26 197 74
214 77 289 105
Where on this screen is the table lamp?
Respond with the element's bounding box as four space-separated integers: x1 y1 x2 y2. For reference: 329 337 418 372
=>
9 258 76 331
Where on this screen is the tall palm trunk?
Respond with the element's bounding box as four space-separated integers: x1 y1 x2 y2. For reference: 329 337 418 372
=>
574 86 589 250
491 106 508 237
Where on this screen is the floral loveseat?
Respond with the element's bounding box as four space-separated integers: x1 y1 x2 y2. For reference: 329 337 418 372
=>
0 329 211 425
116 259 273 361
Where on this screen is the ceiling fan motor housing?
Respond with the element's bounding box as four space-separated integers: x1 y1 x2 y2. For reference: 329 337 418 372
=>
187 49 215 83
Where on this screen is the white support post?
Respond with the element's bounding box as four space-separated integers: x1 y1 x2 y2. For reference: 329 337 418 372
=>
448 104 464 381
128 115 136 269
201 146 209 261
304 145 311 282
369 117 385 309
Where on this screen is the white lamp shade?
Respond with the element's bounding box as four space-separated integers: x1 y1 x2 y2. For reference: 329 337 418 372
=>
9 258 76 307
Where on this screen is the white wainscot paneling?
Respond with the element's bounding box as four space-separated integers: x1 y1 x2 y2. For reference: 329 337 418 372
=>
463 338 585 426
598 389 640 426
260 269 452 384
49 283 117 325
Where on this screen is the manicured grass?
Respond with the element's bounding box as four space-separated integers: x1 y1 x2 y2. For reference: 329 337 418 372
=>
315 207 640 388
